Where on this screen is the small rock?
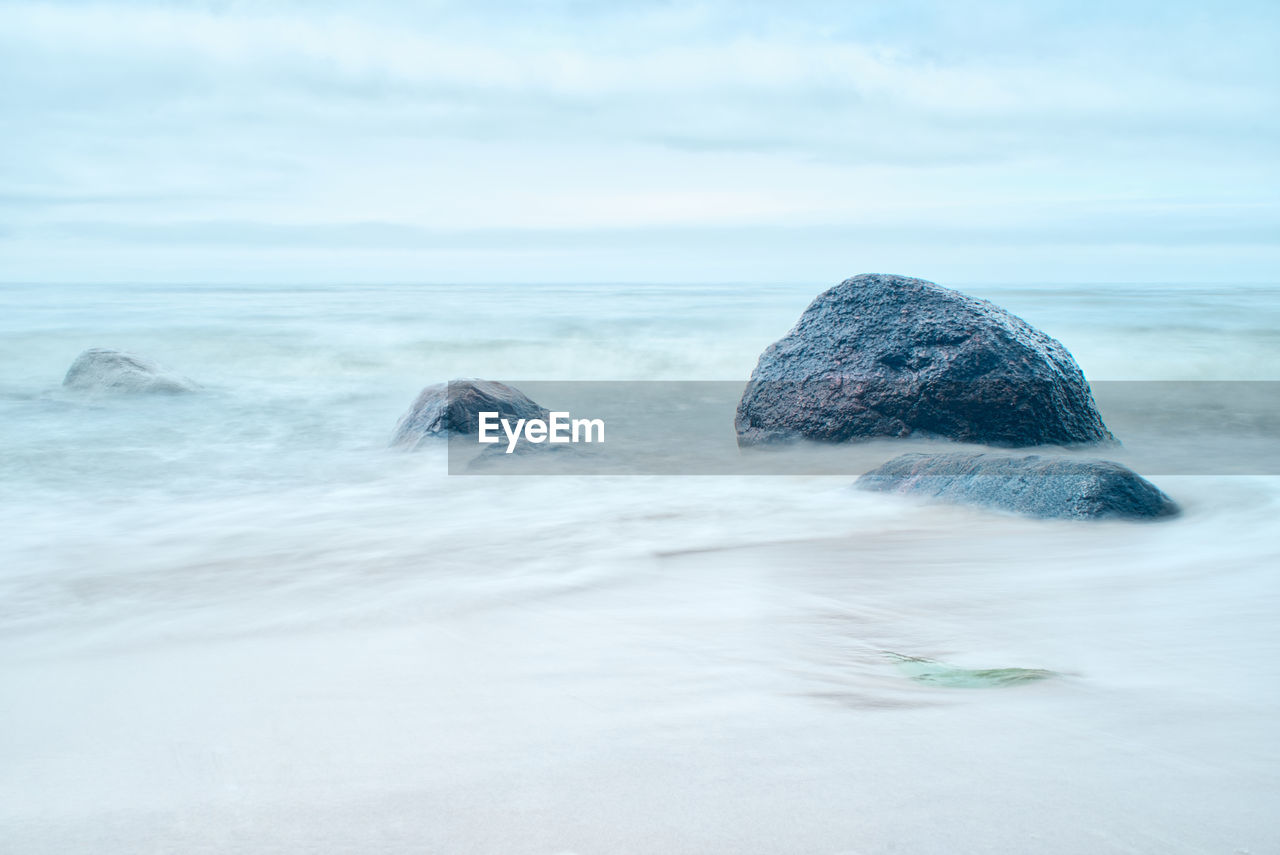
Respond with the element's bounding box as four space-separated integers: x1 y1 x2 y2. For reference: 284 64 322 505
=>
856 452 1179 520
63 348 199 394
391 379 548 449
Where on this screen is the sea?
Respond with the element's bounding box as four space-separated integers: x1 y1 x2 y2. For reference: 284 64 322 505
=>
1 280 1278 854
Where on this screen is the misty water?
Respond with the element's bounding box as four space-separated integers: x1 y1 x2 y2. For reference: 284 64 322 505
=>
2 281 1279 853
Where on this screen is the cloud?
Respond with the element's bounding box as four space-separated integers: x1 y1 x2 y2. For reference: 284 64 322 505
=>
0 0 1277 281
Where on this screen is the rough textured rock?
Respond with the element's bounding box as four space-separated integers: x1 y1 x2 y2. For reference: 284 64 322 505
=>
62 348 199 394
736 274 1114 447
391 379 549 449
856 452 1179 520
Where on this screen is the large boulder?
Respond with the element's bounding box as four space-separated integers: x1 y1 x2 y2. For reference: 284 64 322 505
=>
856 452 1179 520
63 348 199 394
391 379 549 449
735 274 1114 447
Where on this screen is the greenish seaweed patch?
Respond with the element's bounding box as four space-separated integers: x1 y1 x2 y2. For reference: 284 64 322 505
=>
888 653 1057 688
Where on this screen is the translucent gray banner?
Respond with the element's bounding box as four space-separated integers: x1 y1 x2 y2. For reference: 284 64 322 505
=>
444 381 1280 475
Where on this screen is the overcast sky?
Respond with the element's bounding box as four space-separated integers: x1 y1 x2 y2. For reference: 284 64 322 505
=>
2 0 1277 284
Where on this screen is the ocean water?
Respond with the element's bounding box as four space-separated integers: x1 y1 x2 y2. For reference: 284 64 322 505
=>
1 281 1279 854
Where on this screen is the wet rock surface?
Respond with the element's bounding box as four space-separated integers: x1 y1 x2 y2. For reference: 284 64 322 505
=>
391 379 549 449
62 348 199 394
736 274 1114 447
856 452 1179 520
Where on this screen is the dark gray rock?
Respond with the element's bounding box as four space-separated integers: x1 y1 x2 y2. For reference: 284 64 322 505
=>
856 452 1179 520
63 348 199 394
391 379 549 449
736 274 1114 447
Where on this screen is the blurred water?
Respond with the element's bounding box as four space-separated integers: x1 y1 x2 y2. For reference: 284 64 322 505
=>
1 280 1278 854
2 281 1277 496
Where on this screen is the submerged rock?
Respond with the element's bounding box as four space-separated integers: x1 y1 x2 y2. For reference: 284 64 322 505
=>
888 653 1057 688
391 379 549 449
736 274 1114 447
63 348 199 394
855 452 1179 520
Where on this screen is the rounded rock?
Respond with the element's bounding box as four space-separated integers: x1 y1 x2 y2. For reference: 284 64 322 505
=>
63 348 199 394
735 274 1114 447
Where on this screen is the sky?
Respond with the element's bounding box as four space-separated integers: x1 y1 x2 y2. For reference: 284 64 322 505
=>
1 0 1277 284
